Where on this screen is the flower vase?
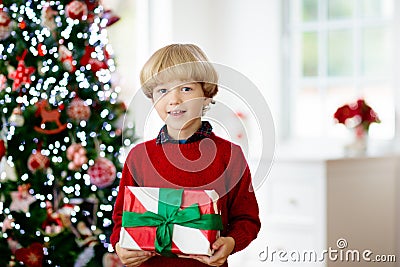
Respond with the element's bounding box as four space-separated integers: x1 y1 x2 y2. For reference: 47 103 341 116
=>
344 125 368 156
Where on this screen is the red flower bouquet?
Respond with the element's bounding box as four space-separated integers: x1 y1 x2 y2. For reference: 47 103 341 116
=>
334 99 380 132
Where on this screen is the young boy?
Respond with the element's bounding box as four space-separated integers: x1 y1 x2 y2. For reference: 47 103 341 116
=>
110 44 261 267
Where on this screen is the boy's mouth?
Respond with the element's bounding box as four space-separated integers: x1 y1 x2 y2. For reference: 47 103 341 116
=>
168 110 186 116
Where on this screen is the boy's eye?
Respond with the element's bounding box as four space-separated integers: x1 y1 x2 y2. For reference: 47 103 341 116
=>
181 87 192 92
158 89 168 94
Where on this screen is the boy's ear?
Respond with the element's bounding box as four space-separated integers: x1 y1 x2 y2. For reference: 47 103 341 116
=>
204 97 213 106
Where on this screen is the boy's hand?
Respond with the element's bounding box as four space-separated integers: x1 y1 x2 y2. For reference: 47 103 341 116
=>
189 237 235 266
115 242 155 267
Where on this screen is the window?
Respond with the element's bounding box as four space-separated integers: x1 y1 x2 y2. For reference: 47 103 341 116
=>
284 0 395 139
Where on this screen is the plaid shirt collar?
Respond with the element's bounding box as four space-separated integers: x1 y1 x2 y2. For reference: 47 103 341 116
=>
156 121 213 144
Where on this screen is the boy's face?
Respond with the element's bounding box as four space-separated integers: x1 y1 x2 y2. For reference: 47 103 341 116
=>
152 80 211 139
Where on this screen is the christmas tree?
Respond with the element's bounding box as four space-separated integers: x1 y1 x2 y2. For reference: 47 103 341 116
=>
0 0 134 266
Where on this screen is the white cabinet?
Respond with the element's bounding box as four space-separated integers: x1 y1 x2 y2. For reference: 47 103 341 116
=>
229 159 327 267
230 155 400 267
261 160 326 267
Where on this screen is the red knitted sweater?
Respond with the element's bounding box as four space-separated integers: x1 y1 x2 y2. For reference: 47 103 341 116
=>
110 133 261 267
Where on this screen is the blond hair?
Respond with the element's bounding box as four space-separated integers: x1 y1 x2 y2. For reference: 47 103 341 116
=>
140 44 218 99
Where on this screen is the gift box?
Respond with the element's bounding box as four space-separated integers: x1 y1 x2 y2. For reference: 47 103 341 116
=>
119 187 223 257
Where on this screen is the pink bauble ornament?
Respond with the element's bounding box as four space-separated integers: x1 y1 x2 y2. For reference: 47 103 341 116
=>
0 10 12 41
66 143 88 170
65 0 88 20
27 152 50 172
2 217 14 232
7 238 21 254
0 74 7 90
67 98 91 121
87 158 116 188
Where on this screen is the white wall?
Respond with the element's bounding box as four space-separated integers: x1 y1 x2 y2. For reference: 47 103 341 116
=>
102 0 137 102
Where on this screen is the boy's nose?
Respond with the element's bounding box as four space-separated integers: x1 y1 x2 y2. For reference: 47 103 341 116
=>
167 88 181 105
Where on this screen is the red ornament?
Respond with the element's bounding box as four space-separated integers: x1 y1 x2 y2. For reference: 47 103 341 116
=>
27 151 50 173
15 242 44 267
37 44 46 56
66 0 88 20
0 9 12 40
18 20 26 29
42 201 64 235
104 45 111 61
8 51 36 91
87 157 116 188
58 45 75 72
102 10 120 27
34 100 67 134
67 98 91 121
118 101 127 112
0 139 5 159
80 46 108 73
84 0 99 12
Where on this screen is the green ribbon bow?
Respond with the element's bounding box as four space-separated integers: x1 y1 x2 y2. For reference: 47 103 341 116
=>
122 188 223 257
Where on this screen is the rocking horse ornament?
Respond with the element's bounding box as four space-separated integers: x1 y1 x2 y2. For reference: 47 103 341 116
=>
34 100 67 134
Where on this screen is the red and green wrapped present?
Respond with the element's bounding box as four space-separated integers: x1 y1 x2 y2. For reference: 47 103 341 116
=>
119 187 223 257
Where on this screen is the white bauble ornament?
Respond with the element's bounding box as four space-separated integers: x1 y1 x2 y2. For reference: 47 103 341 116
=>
27 152 50 173
41 5 57 30
9 107 24 127
0 10 12 41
